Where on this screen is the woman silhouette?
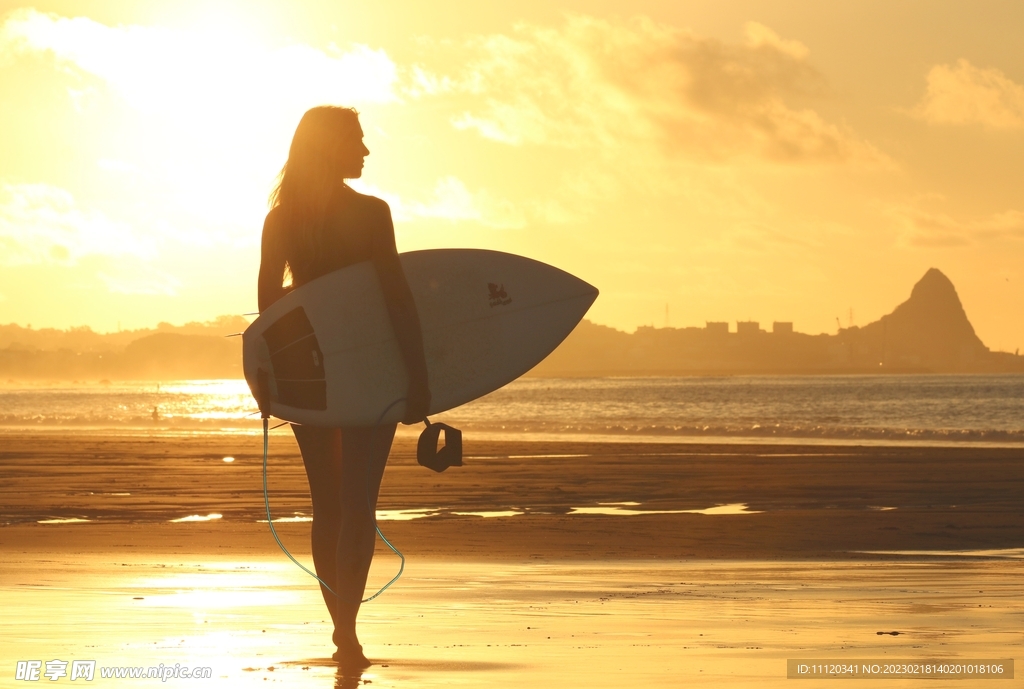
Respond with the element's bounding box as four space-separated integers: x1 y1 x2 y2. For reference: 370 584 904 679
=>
258 106 431 668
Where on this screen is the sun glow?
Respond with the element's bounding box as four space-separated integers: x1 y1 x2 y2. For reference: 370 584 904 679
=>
0 8 400 316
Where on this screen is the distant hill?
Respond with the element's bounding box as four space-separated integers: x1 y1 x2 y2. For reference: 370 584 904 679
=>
0 316 246 381
841 268 989 369
0 315 249 352
529 268 1024 376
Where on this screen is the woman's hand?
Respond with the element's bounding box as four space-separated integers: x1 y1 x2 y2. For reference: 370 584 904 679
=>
402 378 432 425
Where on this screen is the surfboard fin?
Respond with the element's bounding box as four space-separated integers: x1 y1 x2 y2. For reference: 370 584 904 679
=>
417 420 463 473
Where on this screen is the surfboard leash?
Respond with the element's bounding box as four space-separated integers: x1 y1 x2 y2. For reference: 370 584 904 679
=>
261 399 408 603
261 416 339 596
360 397 409 603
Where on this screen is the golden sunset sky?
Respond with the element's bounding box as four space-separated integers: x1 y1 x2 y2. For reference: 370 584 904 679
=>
1 1 1022 351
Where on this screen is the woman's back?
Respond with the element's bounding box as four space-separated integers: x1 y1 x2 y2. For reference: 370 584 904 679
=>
263 186 392 293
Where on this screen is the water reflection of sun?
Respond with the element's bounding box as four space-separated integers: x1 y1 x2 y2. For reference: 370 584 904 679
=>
132 564 302 611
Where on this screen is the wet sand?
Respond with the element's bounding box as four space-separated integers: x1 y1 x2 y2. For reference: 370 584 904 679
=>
2 431 1022 686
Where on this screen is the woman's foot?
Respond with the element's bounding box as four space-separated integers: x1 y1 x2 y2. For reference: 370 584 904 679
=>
332 642 371 670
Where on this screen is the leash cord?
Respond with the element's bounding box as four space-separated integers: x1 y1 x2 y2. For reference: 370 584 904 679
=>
262 398 408 602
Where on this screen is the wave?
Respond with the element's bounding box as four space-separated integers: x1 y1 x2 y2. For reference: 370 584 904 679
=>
428 419 1024 444
4 414 1021 445
3 374 1023 446
0 414 257 428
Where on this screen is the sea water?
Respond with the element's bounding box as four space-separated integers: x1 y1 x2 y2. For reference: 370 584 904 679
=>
1 374 1022 446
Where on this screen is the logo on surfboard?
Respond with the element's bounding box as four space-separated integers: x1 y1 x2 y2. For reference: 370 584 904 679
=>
488 283 512 307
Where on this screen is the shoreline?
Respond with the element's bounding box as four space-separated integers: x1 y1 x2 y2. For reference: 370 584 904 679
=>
4 371 1024 383
2 425 1024 449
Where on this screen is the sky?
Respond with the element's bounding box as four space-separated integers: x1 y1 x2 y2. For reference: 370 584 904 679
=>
1 0 1022 351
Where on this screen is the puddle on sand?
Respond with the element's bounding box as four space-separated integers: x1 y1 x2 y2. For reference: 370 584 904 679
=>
37 518 92 524
569 503 762 516
856 548 1024 559
450 510 523 518
505 454 591 459
255 504 763 522
170 513 223 523
257 509 527 522
374 508 440 521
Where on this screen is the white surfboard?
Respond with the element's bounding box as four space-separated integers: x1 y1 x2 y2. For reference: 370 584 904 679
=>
243 249 597 426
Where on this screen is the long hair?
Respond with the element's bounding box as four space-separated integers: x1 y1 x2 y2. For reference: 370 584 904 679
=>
270 106 361 279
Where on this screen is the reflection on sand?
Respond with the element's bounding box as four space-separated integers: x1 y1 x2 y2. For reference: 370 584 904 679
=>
259 504 759 520
249 504 770 522
451 510 523 518
4 557 1022 688
260 509 529 522
170 513 222 522
374 508 439 521
505 454 591 459
569 502 762 516
130 564 301 610
37 517 91 523
857 548 1024 559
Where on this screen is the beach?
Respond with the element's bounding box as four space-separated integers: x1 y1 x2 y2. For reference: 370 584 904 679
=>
6 0 1024 685
2 431 1022 686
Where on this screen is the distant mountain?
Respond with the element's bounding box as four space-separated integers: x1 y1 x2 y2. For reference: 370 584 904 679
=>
840 268 990 369
529 268 1023 376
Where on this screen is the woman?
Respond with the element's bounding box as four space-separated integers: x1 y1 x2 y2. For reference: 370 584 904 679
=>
258 106 431 668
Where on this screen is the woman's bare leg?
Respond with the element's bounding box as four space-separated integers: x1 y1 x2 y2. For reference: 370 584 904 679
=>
292 425 344 639
333 424 396 655
292 423 396 663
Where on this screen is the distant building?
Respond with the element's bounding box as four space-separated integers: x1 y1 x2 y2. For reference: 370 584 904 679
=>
772 321 794 334
705 321 729 334
736 321 760 336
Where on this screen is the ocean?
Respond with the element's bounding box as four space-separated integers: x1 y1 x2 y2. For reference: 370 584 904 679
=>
2 374 1022 446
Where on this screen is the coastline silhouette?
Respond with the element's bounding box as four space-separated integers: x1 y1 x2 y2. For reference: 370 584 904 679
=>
531 268 1024 376
1 268 1021 379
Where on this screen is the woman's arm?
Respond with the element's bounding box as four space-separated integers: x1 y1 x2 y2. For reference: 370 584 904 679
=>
258 210 288 313
371 201 432 424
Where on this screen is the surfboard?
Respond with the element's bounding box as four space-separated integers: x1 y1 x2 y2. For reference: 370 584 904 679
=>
243 249 598 426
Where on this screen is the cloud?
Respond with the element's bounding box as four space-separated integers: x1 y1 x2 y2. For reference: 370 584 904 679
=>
743 21 808 60
0 9 398 114
0 9 407 248
428 15 886 165
0 183 154 266
408 176 525 228
97 269 181 296
909 59 1024 129
351 177 526 229
888 202 1024 247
